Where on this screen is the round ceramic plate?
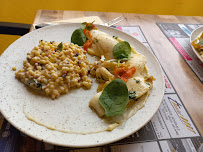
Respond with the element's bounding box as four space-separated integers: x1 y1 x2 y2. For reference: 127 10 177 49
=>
0 23 164 147
190 26 203 63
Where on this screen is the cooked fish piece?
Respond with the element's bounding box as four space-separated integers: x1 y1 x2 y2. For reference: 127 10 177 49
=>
126 53 147 77
126 77 151 99
89 76 152 118
87 30 119 60
89 92 105 117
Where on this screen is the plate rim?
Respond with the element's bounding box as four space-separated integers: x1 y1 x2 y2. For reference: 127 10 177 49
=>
0 23 165 147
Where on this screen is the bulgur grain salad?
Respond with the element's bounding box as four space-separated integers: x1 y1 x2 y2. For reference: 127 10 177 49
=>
15 40 92 99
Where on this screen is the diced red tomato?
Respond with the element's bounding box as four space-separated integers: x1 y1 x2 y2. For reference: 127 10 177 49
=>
121 67 136 82
113 66 136 82
86 23 97 30
83 29 93 50
113 66 128 77
82 23 97 51
83 40 92 51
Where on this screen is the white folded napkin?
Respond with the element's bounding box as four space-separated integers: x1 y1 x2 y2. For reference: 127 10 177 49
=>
51 16 103 24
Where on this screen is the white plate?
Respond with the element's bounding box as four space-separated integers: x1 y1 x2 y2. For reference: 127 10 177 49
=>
0 23 164 147
190 26 203 63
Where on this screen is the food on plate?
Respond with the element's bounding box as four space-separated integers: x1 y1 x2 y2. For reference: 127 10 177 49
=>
89 55 154 118
191 32 203 59
12 67 16 71
22 22 155 134
72 22 155 124
15 40 92 99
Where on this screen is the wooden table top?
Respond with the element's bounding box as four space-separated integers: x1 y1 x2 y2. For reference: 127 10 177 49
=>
32 10 203 135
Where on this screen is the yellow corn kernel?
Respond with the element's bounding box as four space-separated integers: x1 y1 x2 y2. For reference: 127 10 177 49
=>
51 73 58 80
12 67 16 71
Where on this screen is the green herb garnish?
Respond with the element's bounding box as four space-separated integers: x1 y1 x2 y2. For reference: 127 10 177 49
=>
71 28 87 46
198 39 203 45
86 21 95 30
36 82 42 88
113 41 131 66
136 80 140 83
99 79 129 117
62 74 67 78
33 79 42 89
71 21 95 46
113 35 118 39
57 42 63 51
81 21 95 30
129 90 136 99
81 22 87 30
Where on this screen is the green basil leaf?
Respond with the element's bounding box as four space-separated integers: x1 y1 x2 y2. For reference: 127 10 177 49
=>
81 22 87 30
113 41 131 60
99 79 129 117
57 42 63 51
85 21 95 30
71 28 87 46
117 59 121 67
117 57 130 67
